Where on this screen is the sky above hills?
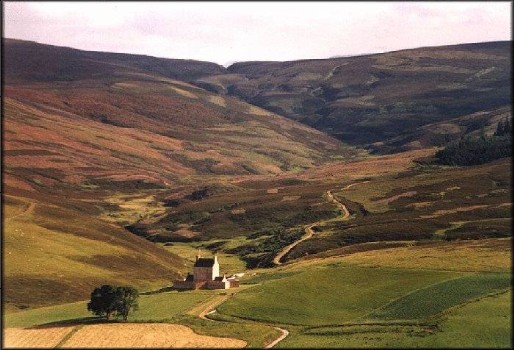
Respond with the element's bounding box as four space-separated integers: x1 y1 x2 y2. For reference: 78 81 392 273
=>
4 1 512 66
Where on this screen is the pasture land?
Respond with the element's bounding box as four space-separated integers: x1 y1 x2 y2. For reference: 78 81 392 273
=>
4 239 511 348
216 238 511 348
368 273 511 321
217 266 460 326
291 238 511 273
180 316 282 348
5 290 213 328
277 290 512 348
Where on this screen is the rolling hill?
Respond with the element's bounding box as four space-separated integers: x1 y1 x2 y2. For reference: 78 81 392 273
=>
2 37 511 348
4 39 355 200
197 41 512 153
3 39 357 310
2 38 511 311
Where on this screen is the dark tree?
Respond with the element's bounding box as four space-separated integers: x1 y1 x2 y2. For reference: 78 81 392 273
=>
494 117 512 137
435 134 512 166
87 285 118 320
115 286 139 321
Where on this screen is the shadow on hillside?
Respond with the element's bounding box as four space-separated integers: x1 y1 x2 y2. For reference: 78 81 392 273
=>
29 317 118 329
140 286 175 295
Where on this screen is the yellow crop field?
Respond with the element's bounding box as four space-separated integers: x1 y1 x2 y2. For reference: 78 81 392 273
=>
4 324 246 348
3 326 75 348
64 323 246 348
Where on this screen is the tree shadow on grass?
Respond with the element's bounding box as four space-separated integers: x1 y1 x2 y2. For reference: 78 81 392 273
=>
29 316 122 329
140 286 175 295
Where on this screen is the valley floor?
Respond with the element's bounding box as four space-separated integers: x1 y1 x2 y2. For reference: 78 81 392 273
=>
4 237 511 348
3 152 511 348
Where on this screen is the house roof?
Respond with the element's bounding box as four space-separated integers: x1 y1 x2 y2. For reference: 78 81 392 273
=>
194 258 215 267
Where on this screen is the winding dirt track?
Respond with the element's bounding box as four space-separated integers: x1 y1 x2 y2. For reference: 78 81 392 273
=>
273 224 316 265
326 191 350 220
343 180 370 190
261 186 359 346
273 189 352 266
6 202 35 223
265 327 290 348
196 294 290 349
194 294 231 321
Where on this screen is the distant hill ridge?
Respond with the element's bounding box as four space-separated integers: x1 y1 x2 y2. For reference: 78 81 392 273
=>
4 38 227 83
4 37 353 200
216 40 512 153
4 38 512 155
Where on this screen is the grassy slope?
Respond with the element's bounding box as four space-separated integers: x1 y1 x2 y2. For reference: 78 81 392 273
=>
218 266 459 326
4 195 184 311
3 39 358 312
279 290 511 348
4 235 511 348
216 238 511 347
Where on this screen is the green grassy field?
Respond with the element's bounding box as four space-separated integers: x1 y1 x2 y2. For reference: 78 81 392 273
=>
278 290 512 348
217 266 461 326
179 316 282 348
369 273 511 321
3 287 280 348
214 238 511 348
4 238 511 348
4 290 211 328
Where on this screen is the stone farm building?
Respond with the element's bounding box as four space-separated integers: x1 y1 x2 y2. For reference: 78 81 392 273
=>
173 253 240 290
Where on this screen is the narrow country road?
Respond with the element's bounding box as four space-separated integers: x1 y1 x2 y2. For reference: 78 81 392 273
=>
273 189 352 266
273 224 315 265
189 294 230 321
326 191 350 220
342 180 370 190
192 292 290 348
265 327 289 348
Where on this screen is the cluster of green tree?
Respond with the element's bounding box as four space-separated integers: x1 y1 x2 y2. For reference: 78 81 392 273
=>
87 285 139 321
436 119 512 166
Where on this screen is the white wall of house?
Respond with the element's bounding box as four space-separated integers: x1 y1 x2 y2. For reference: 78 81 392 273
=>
212 256 220 279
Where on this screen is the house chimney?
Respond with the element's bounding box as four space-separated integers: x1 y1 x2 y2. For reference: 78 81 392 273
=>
196 249 201 262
